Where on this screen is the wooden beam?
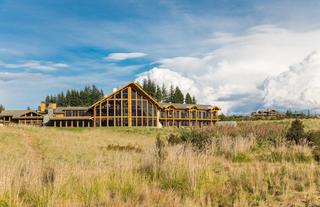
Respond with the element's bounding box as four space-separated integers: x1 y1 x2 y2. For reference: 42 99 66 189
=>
94 106 97 128
128 86 132 127
99 102 102 127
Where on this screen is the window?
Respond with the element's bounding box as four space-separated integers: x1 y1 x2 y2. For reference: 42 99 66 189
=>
115 92 121 99
137 100 142 116
116 100 121 116
122 88 128 98
132 100 136 116
143 101 147 116
148 103 152 116
108 100 114 116
123 100 128 116
131 89 137 99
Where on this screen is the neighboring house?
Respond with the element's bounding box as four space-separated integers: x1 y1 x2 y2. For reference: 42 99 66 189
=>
0 82 220 128
251 109 284 118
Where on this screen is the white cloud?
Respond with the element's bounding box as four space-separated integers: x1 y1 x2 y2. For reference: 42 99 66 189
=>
0 60 69 71
263 52 320 111
136 25 320 113
105 52 147 61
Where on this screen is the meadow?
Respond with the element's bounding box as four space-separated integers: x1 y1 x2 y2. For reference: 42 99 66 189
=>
1 119 320 206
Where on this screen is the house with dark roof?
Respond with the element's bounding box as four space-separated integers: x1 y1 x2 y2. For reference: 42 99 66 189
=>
0 82 220 128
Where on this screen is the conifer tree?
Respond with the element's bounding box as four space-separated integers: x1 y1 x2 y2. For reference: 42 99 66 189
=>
185 93 193 104
169 85 175 103
192 96 197 104
0 104 5 113
173 86 184 104
162 84 168 103
155 85 162 102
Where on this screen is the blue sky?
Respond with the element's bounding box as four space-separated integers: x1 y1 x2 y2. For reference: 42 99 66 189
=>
1 0 320 113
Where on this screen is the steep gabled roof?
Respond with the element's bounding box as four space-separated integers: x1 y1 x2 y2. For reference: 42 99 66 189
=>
90 82 162 109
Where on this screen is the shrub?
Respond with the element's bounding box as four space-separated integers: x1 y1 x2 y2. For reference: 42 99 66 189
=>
180 129 212 152
100 144 143 153
155 134 167 168
232 153 252 163
41 167 55 186
167 133 182 145
286 119 304 144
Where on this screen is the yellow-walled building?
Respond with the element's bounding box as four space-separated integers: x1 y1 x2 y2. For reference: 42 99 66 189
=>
0 82 220 128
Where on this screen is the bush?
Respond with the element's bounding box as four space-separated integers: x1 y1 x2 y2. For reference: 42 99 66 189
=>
286 119 304 144
232 153 252 163
180 129 212 152
155 134 167 167
167 133 182 145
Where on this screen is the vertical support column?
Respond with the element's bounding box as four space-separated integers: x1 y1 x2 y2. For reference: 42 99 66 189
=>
146 100 149 127
136 96 138 126
141 96 144 126
77 120 79 128
99 102 102 127
151 104 154 127
156 109 160 128
71 120 74 128
60 121 62 128
93 105 97 127
54 121 56 127
165 110 168 127
128 86 132 127
88 121 91 127
120 92 123 127
106 99 109 127
82 120 85 128
113 99 116 127
196 110 198 128
172 109 175 127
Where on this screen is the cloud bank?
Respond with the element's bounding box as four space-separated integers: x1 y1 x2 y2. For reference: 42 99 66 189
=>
0 60 69 71
263 52 320 111
105 52 147 61
136 26 320 114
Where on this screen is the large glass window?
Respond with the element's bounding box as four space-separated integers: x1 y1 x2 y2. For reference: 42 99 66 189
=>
122 88 128 98
92 86 159 127
132 100 136 116
132 89 137 99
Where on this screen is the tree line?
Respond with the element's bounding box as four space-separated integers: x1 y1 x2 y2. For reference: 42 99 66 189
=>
139 79 197 104
45 85 104 107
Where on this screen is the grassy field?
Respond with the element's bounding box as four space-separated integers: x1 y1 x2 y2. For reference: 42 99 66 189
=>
1 119 320 206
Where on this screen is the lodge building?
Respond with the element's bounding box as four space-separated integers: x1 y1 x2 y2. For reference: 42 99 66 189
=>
0 82 220 128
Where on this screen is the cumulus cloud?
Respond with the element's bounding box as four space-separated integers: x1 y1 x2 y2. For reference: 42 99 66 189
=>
263 52 320 111
136 25 320 113
0 60 69 71
105 52 147 61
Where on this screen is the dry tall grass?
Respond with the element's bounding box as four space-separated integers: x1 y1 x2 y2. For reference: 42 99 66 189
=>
0 121 320 206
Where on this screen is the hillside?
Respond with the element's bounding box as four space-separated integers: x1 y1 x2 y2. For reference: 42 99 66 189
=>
1 120 320 206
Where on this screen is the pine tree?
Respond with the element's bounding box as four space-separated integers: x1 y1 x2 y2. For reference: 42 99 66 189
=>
155 85 162 102
45 96 50 104
286 119 305 144
173 86 184 104
142 79 148 92
185 93 192 104
192 96 197 104
0 104 4 112
162 84 168 103
169 85 175 103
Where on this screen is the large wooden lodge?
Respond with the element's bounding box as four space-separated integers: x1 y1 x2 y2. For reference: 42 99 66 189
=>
0 82 220 128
